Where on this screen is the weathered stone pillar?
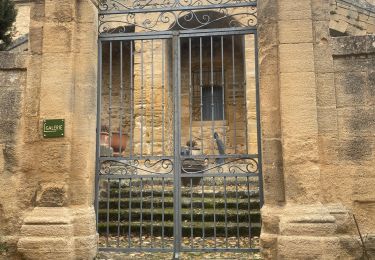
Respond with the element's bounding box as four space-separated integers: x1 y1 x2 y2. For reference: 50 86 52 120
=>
17 0 98 259
259 0 362 258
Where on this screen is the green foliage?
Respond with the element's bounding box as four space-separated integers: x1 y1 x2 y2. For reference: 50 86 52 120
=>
0 0 17 50
0 241 7 254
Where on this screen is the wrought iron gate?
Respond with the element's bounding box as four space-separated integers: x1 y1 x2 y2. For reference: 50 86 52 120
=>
95 0 262 258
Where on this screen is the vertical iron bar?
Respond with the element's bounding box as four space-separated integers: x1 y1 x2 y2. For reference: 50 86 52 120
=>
172 32 182 259
151 177 154 248
109 42 113 151
224 176 228 248
162 40 165 156
213 176 217 247
190 178 193 249
151 40 155 156
210 36 215 154
161 177 165 248
117 179 122 247
95 40 103 231
189 38 193 151
199 37 203 154
254 32 264 206
128 179 132 248
247 176 252 248
201 177 205 248
232 36 237 154
119 41 124 156
140 178 143 248
140 40 144 158
130 41 134 158
106 178 110 247
242 36 249 154
221 36 226 147
235 176 240 248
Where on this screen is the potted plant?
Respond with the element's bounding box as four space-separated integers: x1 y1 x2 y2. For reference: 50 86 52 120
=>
110 127 128 153
100 125 110 147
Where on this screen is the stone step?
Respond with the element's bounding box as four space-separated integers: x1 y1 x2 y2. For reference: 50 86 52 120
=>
97 221 261 237
98 197 261 210
101 187 260 200
98 208 261 223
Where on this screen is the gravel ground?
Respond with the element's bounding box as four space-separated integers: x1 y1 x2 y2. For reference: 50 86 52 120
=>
96 236 261 259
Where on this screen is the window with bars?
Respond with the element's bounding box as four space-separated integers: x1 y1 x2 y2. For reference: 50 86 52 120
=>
193 71 225 121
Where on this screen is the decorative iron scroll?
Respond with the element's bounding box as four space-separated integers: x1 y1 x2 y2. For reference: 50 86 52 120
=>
100 159 174 175
99 0 257 13
98 1 257 34
181 157 259 174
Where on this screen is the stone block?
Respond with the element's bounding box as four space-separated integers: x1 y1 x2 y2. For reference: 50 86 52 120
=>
76 22 98 55
278 20 313 44
42 23 73 53
311 0 330 21
317 106 338 135
338 137 373 162
0 89 22 120
316 72 336 107
333 55 368 73
313 20 330 45
283 164 320 203
261 108 281 139
314 44 334 73
39 53 74 115
352 174 375 202
0 70 26 87
337 107 375 137
35 183 68 207
369 70 375 105
29 24 43 55
331 35 368 56
75 53 97 86
262 164 285 204
335 71 366 107
258 22 278 48
262 139 283 166
318 136 339 165
279 43 315 73
259 45 278 76
76 0 98 24
0 53 27 69
278 0 312 21
44 0 76 21
329 18 348 35
0 120 18 142
38 142 71 175
30 2 45 22
279 72 319 137
258 0 277 24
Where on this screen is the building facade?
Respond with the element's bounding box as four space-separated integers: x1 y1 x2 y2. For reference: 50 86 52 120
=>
0 0 374 259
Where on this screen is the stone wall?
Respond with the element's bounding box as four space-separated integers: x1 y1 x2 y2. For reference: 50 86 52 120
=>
259 0 374 258
319 34 375 255
0 52 27 259
0 1 99 259
330 0 375 36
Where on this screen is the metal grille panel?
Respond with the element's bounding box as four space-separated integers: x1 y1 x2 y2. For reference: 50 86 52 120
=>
95 1 262 258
